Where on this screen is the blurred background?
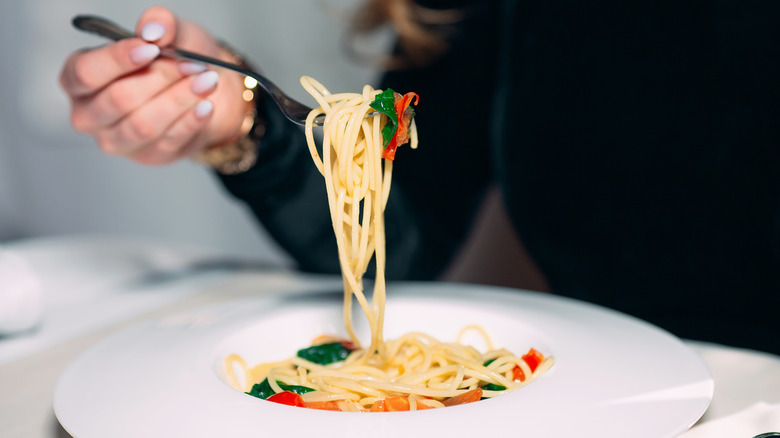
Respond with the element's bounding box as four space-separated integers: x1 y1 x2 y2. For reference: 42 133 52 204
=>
0 0 381 266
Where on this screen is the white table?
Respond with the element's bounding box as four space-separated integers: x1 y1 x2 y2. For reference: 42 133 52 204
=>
1 235 779 437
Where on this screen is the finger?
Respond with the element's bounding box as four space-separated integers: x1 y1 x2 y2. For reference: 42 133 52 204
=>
60 39 160 98
95 70 220 155
129 100 215 165
135 6 222 55
135 6 179 46
70 57 195 133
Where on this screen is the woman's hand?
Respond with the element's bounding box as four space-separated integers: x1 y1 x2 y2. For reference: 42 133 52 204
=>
59 6 248 165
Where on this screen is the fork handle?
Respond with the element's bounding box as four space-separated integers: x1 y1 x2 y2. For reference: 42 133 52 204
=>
72 15 135 41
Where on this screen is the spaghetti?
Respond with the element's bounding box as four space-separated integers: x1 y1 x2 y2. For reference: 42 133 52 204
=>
224 77 553 411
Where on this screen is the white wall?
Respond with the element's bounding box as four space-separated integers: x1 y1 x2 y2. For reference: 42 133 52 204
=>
0 0 380 263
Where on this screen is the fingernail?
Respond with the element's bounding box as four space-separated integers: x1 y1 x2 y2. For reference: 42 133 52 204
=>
194 100 214 119
129 44 160 64
178 61 208 75
141 22 166 42
191 71 219 94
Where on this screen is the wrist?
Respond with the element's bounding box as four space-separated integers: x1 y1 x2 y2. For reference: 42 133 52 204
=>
192 43 266 174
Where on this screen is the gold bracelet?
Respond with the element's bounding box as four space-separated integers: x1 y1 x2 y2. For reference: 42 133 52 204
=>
192 45 264 175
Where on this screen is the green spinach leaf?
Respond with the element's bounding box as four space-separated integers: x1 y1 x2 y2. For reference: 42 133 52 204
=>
481 383 507 391
246 378 315 399
369 88 398 147
296 342 352 365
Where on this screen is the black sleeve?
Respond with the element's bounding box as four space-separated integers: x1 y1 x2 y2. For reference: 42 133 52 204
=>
216 98 341 275
217 1 501 280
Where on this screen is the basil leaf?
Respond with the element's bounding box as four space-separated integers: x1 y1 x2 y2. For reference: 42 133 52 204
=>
481 383 506 391
278 382 315 395
246 378 274 399
381 124 396 147
370 89 398 123
297 342 352 365
483 358 497 366
370 88 398 147
245 378 315 399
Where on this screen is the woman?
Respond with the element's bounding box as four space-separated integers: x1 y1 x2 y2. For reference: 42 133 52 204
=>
60 1 780 354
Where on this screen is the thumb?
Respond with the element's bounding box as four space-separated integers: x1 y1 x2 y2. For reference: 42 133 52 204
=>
135 6 179 46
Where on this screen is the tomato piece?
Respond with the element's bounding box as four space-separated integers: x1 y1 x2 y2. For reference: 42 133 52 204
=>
383 396 411 411
370 396 433 411
522 348 545 372
512 365 526 382
513 348 545 381
409 398 433 410
370 399 387 412
442 388 483 407
304 400 342 411
266 391 304 407
381 137 398 160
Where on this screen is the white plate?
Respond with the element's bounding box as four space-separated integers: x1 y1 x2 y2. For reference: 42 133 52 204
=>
54 282 713 437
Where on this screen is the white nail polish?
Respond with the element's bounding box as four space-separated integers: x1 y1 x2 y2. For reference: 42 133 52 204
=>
129 44 160 64
194 100 214 119
178 62 208 75
191 71 219 94
141 22 166 41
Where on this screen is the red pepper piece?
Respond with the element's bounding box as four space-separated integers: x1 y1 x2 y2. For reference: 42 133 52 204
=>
304 400 341 411
382 92 419 161
441 388 483 407
370 396 433 411
522 348 544 372
267 391 305 407
512 365 526 382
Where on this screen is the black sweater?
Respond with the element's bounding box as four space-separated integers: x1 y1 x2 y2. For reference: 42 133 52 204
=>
219 0 780 354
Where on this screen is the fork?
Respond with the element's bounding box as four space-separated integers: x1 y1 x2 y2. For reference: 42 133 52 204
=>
72 14 322 126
